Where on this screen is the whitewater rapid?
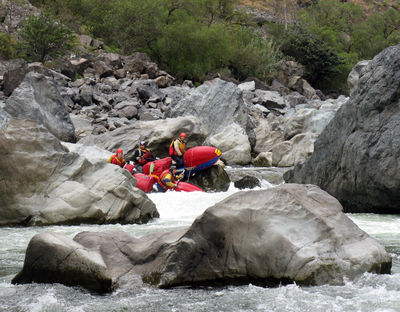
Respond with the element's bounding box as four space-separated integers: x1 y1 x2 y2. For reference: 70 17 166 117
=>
1 183 400 312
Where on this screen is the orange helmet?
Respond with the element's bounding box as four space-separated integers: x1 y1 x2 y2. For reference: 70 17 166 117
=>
116 148 123 154
179 132 187 139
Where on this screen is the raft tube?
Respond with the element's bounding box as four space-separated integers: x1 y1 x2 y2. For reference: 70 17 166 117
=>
174 181 203 192
183 146 222 173
133 173 158 193
143 157 172 176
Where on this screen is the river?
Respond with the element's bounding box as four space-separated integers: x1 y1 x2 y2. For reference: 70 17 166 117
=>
1 183 400 312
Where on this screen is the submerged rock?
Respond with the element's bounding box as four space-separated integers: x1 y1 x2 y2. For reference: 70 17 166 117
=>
13 184 391 292
233 175 261 189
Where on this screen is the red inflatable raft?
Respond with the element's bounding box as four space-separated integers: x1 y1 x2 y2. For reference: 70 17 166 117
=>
183 146 222 173
142 157 172 176
174 181 204 192
133 173 158 193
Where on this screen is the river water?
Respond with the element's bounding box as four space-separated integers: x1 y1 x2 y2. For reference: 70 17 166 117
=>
1 184 400 312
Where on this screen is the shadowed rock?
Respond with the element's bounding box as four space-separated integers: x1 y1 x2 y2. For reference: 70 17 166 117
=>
284 44 400 213
188 165 230 192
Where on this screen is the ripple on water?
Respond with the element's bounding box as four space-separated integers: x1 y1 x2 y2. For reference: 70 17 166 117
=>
1 186 400 311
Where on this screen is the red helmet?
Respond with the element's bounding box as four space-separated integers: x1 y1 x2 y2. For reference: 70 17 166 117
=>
116 148 123 154
179 132 187 139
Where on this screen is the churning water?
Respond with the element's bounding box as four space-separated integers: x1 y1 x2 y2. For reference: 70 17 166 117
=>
1 183 400 312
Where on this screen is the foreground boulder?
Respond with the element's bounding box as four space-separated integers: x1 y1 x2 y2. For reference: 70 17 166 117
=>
13 184 391 292
0 118 158 226
284 44 400 213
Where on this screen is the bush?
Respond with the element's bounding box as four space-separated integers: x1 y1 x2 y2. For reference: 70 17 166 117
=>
228 27 281 82
279 28 343 90
19 13 76 62
0 32 18 60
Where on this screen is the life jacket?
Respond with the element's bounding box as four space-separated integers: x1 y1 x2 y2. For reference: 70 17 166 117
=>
169 139 186 156
108 154 126 168
137 148 151 165
157 169 176 190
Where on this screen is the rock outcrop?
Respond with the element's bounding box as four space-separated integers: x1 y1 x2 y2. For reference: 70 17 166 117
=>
285 44 400 213
79 116 206 159
13 184 391 292
4 72 76 142
0 118 158 226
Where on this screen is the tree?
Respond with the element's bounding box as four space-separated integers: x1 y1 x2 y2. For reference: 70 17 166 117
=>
267 0 297 30
19 14 76 62
280 28 343 89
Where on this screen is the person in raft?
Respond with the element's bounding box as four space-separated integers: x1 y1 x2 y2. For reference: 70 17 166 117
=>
108 148 126 168
131 141 156 173
154 165 184 192
169 132 187 168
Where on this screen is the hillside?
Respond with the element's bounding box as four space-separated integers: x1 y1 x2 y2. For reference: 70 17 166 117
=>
1 0 400 95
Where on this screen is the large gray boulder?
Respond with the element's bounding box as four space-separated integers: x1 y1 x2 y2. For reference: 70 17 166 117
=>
0 118 158 226
13 184 391 292
4 72 76 142
165 79 251 164
284 44 400 213
79 116 206 159
166 78 248 135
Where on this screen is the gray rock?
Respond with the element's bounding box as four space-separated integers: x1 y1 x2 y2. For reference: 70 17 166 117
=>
99 53 122 68
187 165 230 192
70 114 94 140
0 118 158 226
79 116 206 159
138 108 163 120
12 184 391 292
285 44 400 213
252 151 273 167
12 232 113 292
238 80 255 92
118 106 138 120
234 175 261 189
206 123 251 165
93 61 114 79
347 60 370 97
166 78 248 136
4 72 76 142
78 85 93 106
3 59 28 96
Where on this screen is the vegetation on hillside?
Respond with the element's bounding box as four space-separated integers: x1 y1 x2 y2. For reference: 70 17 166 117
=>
1 0 400 94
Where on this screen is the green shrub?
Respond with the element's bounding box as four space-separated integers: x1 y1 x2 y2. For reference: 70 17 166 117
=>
279 28 343 89
19 13 76 62
0 32 18 60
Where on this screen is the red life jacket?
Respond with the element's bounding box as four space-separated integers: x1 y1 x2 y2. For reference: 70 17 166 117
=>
157 169 175 190
138 148 151 165
169 139 185 156
109 155 126 168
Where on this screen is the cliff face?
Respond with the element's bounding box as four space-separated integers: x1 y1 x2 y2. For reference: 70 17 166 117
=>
284 44 400 214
